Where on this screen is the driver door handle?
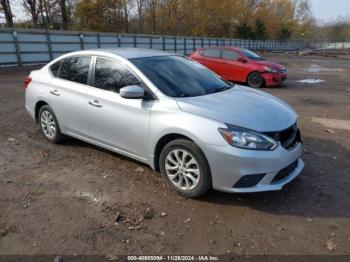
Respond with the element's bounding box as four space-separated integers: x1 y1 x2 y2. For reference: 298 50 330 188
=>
89 100 103 108
50 89 60 96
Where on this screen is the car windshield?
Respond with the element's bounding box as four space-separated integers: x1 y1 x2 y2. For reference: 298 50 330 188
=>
242 49 266 61
130 55 233 97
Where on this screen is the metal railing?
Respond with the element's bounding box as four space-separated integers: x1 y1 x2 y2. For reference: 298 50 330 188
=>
0 27 348 67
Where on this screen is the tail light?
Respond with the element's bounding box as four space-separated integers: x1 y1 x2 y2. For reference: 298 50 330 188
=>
24 76 32 89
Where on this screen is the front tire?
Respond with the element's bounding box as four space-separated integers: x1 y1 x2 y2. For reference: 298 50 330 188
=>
247 72 264 88
38 105 65 143
159 139 211 198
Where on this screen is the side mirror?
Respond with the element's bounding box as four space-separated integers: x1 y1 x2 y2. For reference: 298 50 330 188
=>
120 85 145 99
238 57 247 63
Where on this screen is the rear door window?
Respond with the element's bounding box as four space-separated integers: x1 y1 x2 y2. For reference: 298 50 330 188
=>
93 57 141 93
59 56 91 85
201 48 221 58
222 50 240 60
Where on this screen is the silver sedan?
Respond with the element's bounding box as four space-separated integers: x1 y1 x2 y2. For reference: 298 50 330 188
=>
25 48 304 197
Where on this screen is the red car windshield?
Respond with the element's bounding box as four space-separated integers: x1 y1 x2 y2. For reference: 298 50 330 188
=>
242 49 266 61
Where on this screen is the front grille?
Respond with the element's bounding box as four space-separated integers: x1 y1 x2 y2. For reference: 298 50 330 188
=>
272 160 298 183
264 123 301 150
279 68 287 74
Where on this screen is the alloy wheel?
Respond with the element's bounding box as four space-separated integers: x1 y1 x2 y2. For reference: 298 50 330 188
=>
248 72 263 88
165 149 200 190
40 110 56 139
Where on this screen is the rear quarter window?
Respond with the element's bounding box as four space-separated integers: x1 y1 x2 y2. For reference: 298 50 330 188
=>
200 48 221 58
49 61 61 77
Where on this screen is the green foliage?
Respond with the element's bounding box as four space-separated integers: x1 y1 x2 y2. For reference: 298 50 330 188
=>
325 21 350 41
278 24 292 40
254 18 268 40
236 18 268 40
236 20 254 39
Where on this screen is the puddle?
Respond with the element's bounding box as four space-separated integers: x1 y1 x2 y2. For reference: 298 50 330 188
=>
306 64 344 73
312 117 350 131
297 79 325 84
307 64 322 73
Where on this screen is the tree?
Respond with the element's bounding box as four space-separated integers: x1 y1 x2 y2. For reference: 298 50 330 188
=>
293 0 315 38
135 0 143 33
254 18 267 40
146 0 157 34
41 0 53 26
38 0 48 29
23 0 39 28
236 20 253 39
323 19 350 41
294 0 313 22
121 0 133 33
6 0 324 41
278 24 292 40
60 0 68 30
1 0 13 27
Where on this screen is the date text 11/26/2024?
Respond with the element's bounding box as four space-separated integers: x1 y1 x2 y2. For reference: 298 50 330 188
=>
127 255 219 261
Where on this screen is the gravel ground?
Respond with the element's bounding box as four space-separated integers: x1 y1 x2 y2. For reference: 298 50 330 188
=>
0 54 349 255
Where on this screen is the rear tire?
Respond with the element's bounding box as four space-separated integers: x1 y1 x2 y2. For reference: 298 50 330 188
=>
159 139 211 198
247 72 264 88
38 105 65 144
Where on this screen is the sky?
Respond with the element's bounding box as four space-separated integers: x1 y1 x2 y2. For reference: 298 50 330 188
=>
1 0 350 24
310 0 350 23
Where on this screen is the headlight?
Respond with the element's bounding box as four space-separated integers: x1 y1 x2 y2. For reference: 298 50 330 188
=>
263 66 278 73
218 125 278 150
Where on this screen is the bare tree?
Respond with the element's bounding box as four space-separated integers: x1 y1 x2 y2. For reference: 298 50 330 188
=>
23 0 39 28
121 0 132 33
147 0 157 34
136 0 143 33
0 0 13 27
60 0 68 30
38 0 48 29
42 0 52 25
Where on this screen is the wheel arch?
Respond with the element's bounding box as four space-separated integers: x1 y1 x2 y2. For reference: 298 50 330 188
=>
246 70 266 87
153 133 194 172
35 100 49 123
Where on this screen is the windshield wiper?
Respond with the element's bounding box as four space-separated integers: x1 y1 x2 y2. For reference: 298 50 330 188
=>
178 93 190 97
177 84 232 97
210 85 232 94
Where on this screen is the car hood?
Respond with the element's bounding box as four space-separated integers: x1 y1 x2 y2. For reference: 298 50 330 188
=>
254 60 284 69
176 85 297 132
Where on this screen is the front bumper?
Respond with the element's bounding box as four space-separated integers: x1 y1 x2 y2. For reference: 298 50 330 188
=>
202 142 303 193
262 73 287 86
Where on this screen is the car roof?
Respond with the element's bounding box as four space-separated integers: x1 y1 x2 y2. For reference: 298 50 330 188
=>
200 46 242 52
68 48 175 59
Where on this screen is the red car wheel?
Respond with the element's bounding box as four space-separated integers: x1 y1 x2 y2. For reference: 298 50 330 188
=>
247 72 264 88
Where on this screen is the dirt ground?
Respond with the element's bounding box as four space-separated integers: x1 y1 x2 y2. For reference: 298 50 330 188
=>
0 53 349 256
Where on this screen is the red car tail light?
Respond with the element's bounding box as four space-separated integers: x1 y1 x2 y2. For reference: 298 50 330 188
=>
24 76 32 89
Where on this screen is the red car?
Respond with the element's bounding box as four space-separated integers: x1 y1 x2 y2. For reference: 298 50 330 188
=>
189 47 287 88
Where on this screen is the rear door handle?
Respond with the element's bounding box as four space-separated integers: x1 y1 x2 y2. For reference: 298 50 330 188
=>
50 89 60 96
89 100 103 108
